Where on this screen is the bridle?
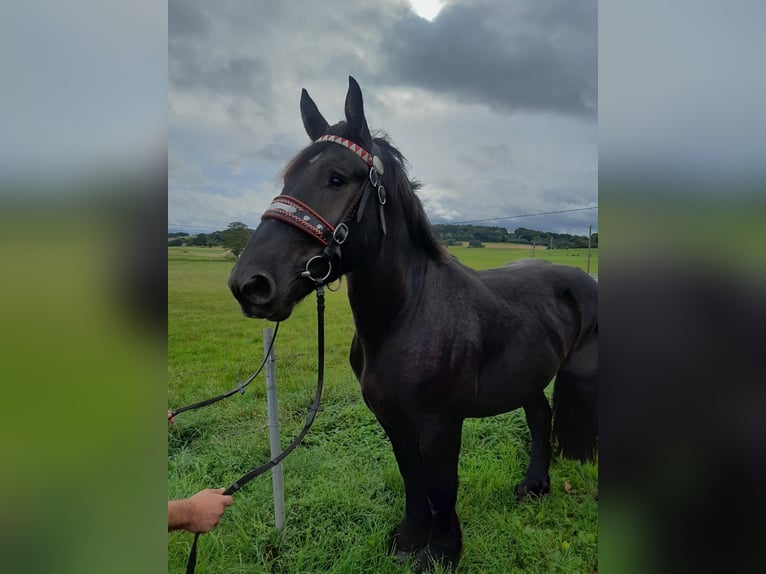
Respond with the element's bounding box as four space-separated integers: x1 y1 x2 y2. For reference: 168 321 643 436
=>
261 134 388 284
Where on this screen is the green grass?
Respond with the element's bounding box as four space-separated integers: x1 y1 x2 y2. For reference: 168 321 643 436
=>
446 244 598 273
168 245 598 573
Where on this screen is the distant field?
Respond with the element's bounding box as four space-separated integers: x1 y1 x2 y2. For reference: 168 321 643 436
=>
451 242 540 249
168 246 234 261
168 245 598 573
168 243 598 274
448 243 598 273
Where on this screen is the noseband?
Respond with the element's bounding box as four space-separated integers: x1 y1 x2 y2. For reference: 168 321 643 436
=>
262 135 387 284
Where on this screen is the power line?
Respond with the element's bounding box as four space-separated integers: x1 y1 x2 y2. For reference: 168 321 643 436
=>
445 206 598 226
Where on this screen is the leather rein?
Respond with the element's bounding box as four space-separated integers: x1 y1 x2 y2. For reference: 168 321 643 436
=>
183 135 385 573
185 284 326 574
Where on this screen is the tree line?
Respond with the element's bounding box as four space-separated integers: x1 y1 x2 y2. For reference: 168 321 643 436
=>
169 223 598 255
433 224 598 249
168 222 253 256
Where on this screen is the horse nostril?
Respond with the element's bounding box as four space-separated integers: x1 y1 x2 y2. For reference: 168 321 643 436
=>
242 273 276 305
229 280 241 300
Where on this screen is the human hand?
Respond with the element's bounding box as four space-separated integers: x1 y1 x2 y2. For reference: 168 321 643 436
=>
184 488 234 533
168 410 175 424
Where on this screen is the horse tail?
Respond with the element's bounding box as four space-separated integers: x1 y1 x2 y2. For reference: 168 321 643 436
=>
552 331 598 461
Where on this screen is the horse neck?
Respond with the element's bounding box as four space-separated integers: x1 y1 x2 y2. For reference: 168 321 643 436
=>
346 228 432 342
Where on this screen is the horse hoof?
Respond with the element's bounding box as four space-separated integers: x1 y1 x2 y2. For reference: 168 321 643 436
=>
413 549 430 573
414 546 458 573
393 549 411 564
388 520 428 555
515 478 551 500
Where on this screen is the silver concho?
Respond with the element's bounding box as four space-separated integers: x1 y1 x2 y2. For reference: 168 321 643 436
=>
372 155 384 175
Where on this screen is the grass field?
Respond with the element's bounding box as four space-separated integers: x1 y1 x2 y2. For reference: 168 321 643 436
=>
445 244 597 273
168 244 598 573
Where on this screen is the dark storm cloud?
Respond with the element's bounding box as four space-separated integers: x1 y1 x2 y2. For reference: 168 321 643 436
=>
168 0 597 233
168 0 595 116
169 2 270 99
170 46 270 99
169 1 209 38
167 0 385 108
385 0 596 117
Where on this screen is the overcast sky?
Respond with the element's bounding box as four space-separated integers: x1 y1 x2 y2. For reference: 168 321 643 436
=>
169 0 598 236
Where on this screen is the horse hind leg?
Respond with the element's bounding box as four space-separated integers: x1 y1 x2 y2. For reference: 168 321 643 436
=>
515 391 553 499
552 335 598 461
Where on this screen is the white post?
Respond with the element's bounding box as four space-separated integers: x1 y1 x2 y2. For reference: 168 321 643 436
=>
263 327 285 530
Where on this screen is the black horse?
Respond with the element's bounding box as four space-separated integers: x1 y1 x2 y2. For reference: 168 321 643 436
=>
229 77 597 572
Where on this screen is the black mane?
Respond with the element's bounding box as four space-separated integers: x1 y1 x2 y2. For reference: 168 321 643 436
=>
373 134 448 262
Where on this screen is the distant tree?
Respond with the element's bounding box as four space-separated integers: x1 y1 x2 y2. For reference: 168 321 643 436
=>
168 238 185 247
430 224 595 249
191 233 209 246
221 222 252 257
432 224 509 244
208 231 224 246
467 239 484 248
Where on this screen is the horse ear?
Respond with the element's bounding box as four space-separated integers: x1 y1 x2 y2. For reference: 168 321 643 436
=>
344 76 373 149
300 88 329 141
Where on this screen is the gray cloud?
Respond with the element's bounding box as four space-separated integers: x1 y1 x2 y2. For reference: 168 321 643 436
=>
169 1 209 38
385 0 596 116
170 47 270 99
168 0 597 234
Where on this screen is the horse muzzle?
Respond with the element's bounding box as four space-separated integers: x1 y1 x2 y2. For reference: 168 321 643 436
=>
229 270 287 321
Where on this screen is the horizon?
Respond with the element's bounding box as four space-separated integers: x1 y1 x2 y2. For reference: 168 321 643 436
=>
168 221 598 239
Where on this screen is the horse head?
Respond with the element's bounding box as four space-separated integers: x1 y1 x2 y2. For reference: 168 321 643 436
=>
228 76 388 321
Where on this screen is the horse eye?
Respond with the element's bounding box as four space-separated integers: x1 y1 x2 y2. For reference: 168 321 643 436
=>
329 174 345 189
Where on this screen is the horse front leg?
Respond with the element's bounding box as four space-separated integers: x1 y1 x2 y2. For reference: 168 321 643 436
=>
414 416 464 573
378 419 431 558
515 391 552 498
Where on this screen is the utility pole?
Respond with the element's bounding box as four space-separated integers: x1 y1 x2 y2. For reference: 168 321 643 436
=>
586 225 592 274
532 238 536 258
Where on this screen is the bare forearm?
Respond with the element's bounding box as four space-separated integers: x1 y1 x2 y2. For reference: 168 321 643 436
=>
168 499 191 531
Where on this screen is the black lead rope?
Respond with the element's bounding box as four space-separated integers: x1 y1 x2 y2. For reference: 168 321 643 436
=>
186 285 326 574
170 323 280 419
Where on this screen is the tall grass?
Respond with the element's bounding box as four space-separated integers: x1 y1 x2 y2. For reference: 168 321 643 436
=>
168 245 598 573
